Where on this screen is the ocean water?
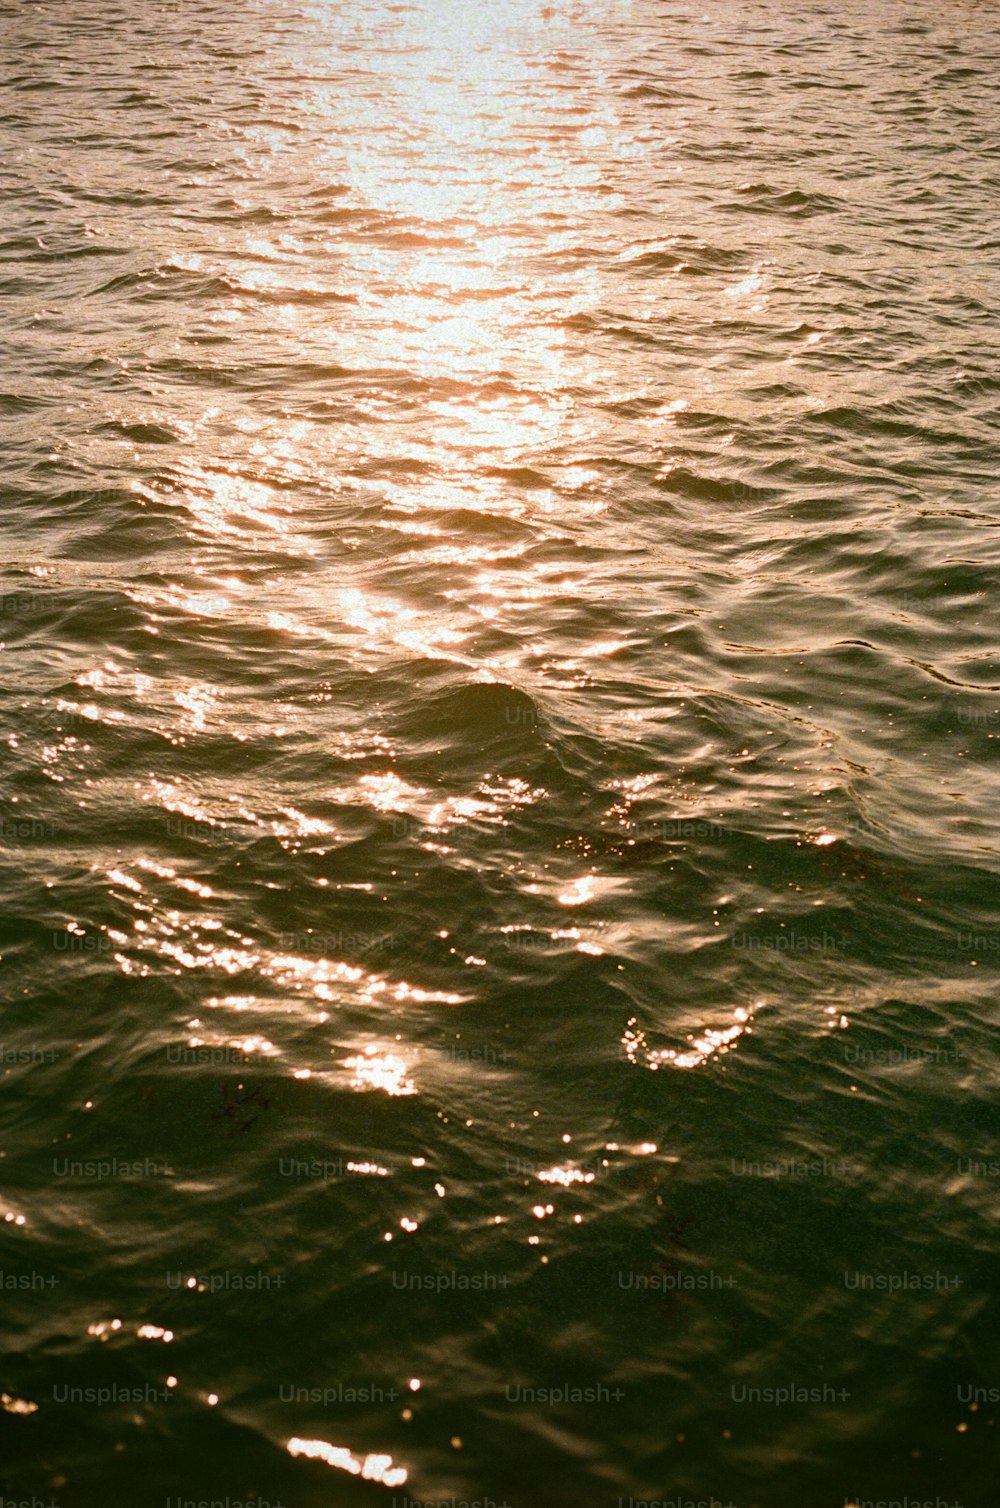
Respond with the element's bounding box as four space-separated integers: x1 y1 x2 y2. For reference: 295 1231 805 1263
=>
1 0 999 1502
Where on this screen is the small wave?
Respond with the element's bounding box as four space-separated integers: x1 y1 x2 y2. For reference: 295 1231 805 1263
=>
391 680 543 747
724 183 843 216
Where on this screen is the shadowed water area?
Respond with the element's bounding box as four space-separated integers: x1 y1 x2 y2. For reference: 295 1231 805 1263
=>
1 0 999 1502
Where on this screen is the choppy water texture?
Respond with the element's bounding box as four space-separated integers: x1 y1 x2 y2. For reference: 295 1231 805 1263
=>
2 0 999 1502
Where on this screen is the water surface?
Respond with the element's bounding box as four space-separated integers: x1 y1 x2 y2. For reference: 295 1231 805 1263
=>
1 0 999 1503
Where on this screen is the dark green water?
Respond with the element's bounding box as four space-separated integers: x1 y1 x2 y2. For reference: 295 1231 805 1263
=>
1 0 999 1503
